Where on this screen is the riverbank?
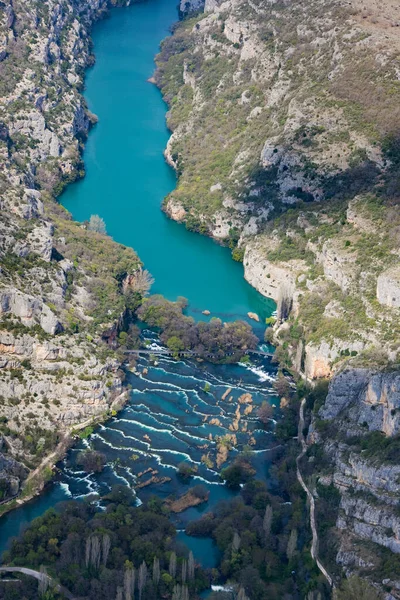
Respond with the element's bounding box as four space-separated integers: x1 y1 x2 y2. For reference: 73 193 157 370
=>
0 390 130 518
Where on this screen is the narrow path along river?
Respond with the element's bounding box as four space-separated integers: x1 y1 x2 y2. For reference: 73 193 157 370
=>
0 0 278 569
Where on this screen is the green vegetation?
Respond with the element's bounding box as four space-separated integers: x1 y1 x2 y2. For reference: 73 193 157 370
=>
76 450 106 473
137 295 258 363
347 431 400 465
1 488 208 600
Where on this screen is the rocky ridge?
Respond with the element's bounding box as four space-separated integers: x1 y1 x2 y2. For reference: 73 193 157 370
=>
155 0 400 380
0 0 141 502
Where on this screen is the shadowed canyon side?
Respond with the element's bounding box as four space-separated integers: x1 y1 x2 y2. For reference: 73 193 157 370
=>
154 0 400 596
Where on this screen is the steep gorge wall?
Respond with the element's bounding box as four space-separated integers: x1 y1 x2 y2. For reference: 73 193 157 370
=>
304 368 400 598
155 0 400 381
0 0 141 500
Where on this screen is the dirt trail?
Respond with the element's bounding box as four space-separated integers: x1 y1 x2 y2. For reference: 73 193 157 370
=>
0 566 76 599
296 398 333 588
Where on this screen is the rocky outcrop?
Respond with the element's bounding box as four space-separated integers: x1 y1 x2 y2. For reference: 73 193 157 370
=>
321 368 400 437
377 267 400 308
0 443 28 501
243 238 305 303
307 368 400 597
0 288 62 335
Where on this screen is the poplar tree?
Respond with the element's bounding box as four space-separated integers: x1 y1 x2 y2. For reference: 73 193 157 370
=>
152 556 160 586
169 551 177 578
286 529 298 560
181 559 187 584
263 505 273 539
188 551 195 581
102 533 111 566
138 561 147 600
124 562 135 600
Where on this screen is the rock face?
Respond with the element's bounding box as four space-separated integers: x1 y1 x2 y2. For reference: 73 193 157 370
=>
377 267 400 308
0 444 28 501
309 368 400 597
243 238 305 303
0 0 140 492
0 288 62 335
321 368 400 436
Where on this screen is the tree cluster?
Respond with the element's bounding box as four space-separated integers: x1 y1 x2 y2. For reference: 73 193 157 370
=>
1 489 207 600
137 296 258 363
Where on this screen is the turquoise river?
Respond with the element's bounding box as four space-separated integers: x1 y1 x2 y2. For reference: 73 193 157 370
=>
0 0 278 573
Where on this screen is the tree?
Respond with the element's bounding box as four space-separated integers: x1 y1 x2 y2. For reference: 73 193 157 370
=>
257 402 273 425
274 374 291 398
188 551 195 581
263 505 273 539
124 562 135 600
88 214 107 234
190 484 208 500
123 268 154 296
103 485 135 505
177 461 198 480
77 450 106 473
153 556 160 586
138 561 147 600
286 529 298 560
232 531 241 552
181 559 187 584
167 335 185 358
169 551 177 578
38 565 49 597
102 533 111 566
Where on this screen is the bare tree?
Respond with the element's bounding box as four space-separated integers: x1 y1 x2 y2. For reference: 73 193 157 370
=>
172 583 189 600
263 505 273 539
102 533 111 566
188 551 195 581
38 565 49 597
90 535 101 570
181 559 187 584
286 528 298 560
182 585 189 600
88 214 107 234
153 556 160 586
138 561 147 600
169 551 177 578
172 584 183 600
237 587 250 600
85 536 92 568
124 564 135 600
123 268 154 296
232 531 241 552
116 587 124 600
257 401 273 425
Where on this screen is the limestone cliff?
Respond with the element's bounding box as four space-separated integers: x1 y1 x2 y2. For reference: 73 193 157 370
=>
0 0 141 502
301 368 400 598
155 0 400 380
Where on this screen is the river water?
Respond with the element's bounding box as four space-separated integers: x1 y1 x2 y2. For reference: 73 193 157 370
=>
0 0 277 568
